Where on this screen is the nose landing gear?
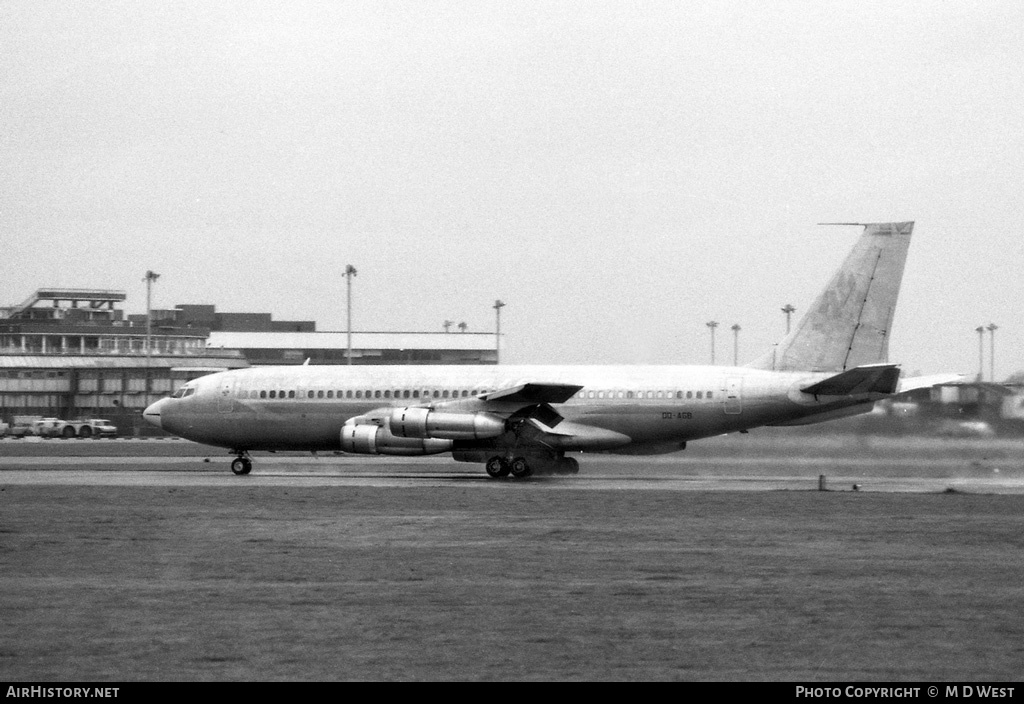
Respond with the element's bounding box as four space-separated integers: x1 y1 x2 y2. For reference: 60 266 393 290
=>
230 451 253 475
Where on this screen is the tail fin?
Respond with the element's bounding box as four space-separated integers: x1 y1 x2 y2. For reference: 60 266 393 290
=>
748 222 913 372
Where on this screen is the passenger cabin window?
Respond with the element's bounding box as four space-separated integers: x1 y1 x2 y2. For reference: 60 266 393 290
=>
707 391 713 399
696 391 703 399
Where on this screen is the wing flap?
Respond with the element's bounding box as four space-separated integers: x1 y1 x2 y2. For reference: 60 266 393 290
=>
524 418 631 450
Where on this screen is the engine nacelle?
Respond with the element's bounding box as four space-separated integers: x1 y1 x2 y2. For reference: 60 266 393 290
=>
389 407 506 440
340 420 452 456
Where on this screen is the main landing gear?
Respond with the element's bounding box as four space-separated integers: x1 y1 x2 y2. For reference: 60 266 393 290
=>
230 451 253 475
484 455 580 479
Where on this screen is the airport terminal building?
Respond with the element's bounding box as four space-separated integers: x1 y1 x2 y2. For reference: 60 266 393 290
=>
0 288 497 435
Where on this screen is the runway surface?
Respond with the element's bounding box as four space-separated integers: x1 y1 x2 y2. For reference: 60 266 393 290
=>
3 434 1024 681
2 439 1022 494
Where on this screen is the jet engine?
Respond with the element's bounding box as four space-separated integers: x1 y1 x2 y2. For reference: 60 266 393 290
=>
389 407 506 440
341 418 452 456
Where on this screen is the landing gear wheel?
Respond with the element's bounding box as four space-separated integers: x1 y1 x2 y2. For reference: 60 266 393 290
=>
485 456 511 479
231 457 252 475
510 457 533 479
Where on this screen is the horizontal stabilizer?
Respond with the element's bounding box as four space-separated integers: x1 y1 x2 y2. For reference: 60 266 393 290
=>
801 364 900 396
896 373 965 394
481 382 582 404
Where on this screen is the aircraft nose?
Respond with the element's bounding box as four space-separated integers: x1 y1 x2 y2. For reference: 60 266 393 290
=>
143 398 168 429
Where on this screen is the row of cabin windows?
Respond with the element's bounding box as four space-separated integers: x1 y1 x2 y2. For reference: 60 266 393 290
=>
235 388 712 401
582 390 713 400
237 388 492 400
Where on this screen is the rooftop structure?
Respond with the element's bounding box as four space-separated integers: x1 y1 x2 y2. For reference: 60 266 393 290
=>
1 288 127 323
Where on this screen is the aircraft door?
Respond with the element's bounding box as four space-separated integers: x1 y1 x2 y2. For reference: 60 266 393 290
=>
217 379 235 413
723 377 742 415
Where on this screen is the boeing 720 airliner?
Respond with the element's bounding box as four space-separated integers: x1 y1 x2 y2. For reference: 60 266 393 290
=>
144 221 953 478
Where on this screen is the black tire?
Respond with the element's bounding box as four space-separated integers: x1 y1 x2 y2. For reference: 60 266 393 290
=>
485 456 510 478
510 457 532 479
62 426 76 439
231 457 252 475
78 426 93 439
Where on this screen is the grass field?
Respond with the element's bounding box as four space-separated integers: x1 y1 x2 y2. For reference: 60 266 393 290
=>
2 433 1024 681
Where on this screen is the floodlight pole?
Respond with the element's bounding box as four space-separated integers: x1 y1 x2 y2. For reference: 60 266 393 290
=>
144 270 160 358
493 300 506 365
344 265 357 365
781 304 795 335
987 323 995 382
143 270 160 407
706 321 718 365
976 326 985 382
731 324 741 366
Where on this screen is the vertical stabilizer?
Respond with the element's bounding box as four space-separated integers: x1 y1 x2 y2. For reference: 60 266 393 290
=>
748 222 913 372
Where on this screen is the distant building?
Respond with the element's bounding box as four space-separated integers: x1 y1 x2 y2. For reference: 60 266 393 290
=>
1 287 498 435
0 289 248 435
206 331 497 366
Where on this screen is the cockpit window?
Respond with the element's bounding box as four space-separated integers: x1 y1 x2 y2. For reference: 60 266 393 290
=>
171 386 196 399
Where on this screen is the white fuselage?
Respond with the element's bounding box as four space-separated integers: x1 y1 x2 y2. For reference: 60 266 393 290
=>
144 363 875 453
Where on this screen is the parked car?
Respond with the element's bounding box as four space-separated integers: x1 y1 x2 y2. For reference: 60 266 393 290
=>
24 418 118 439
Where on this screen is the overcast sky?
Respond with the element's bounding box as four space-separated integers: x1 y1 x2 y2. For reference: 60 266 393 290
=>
2 1 1022 378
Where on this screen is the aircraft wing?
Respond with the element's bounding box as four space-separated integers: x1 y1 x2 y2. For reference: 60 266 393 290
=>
479 382 583 404
431 380 627 448
801 364 901 396
423 381 581 428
